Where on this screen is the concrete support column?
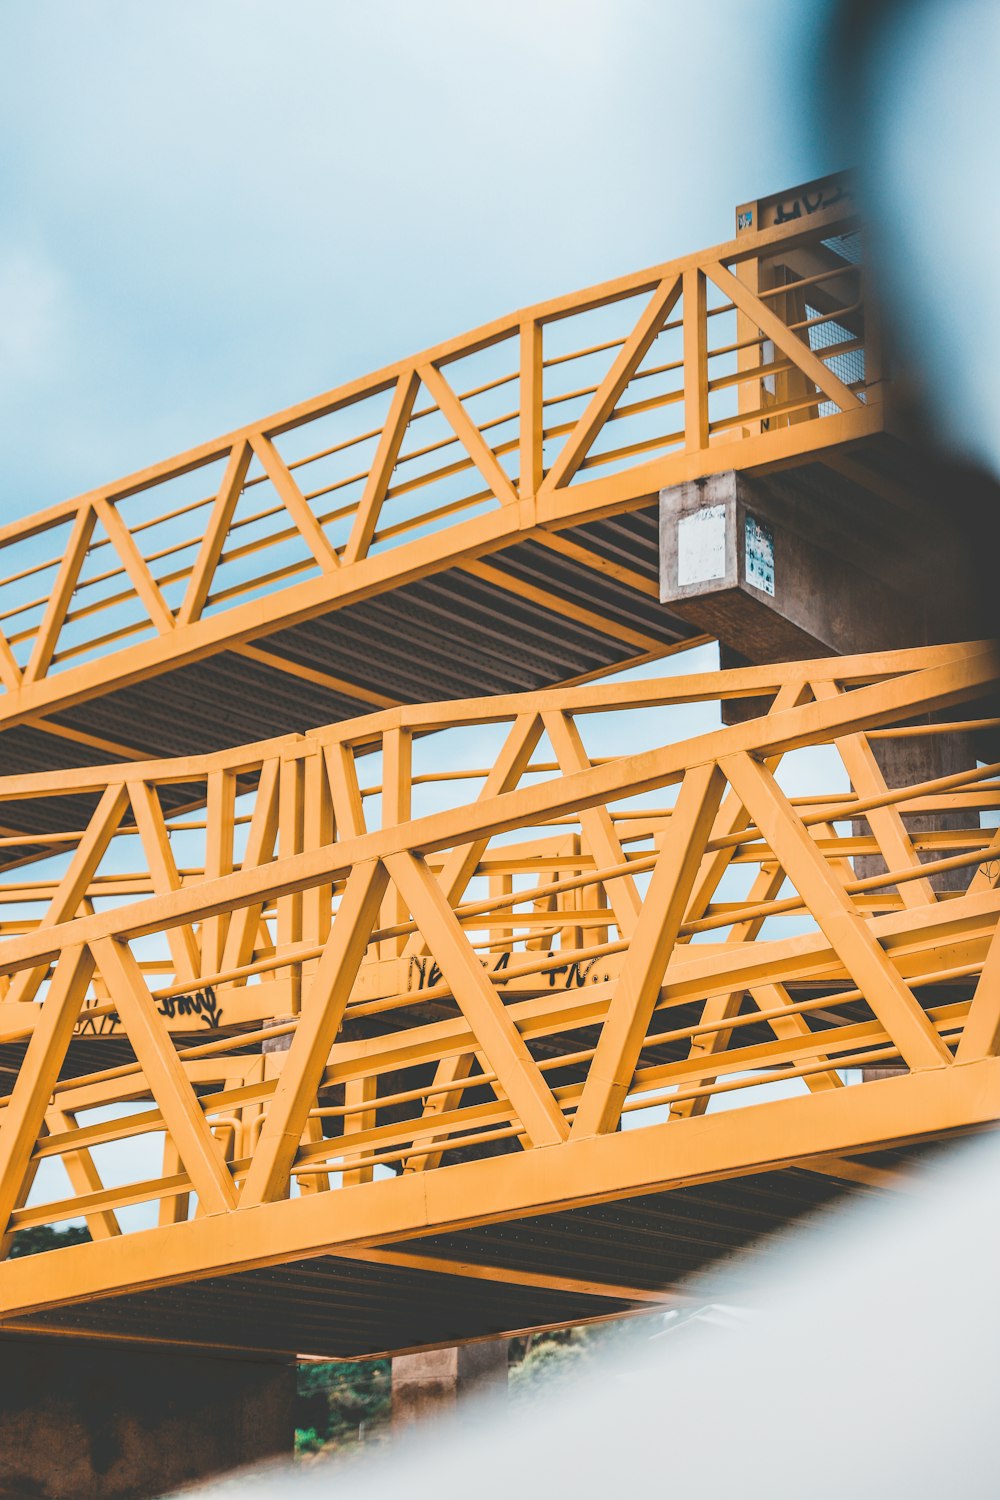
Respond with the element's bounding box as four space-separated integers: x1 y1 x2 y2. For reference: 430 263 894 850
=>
658 469 982 892
392 1339 509 1431
0 1335 295 1500
853 731 978 893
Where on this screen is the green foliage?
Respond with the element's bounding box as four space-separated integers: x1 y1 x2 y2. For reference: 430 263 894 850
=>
293 1317 654 1458
8 1224 92 1258
295 1427 325 1456
295 1358 391 1455
509 1319 651 1402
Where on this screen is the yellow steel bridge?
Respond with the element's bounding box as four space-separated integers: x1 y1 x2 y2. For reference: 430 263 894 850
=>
0 176 997 1361
1 175 888 767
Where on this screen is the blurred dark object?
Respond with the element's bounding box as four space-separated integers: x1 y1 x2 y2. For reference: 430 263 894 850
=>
817 0 999 641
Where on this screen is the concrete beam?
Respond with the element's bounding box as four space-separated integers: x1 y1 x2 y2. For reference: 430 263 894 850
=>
658 469 932 663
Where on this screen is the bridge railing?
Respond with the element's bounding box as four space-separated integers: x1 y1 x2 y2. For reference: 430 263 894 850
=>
0 641 996 1269
0 198 875 719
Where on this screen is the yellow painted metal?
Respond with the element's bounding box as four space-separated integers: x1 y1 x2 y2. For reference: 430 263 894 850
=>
0 195 876 736
0 639 996 1333
0 181 996 1351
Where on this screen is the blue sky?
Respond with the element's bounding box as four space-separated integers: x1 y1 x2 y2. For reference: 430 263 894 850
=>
0 0 830 520
3 1 859 1228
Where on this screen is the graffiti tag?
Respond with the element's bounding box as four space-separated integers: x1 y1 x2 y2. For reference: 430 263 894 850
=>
406 950 609 994
155 985 224 1028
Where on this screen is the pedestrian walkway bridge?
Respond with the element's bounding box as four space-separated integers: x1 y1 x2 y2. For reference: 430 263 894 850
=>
0 174 901 781
0 639 997 1358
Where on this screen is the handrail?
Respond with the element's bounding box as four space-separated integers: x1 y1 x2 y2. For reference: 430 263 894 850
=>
0 197 874 728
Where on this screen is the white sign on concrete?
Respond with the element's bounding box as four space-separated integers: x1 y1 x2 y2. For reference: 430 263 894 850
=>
745 513 775 596
677 505 727 587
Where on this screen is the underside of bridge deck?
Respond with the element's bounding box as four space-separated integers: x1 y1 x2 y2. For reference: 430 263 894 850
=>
1 1167 882 1358
0 1133 968 1361
1 439 993 805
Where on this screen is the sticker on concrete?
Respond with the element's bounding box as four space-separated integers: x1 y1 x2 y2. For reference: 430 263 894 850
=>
677 505 726 587
745 514 775 596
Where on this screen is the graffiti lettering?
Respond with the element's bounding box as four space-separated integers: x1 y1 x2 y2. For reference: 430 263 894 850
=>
75 985 223 1034
155 985 223 1028
405 948 604 995
773 179 850 226
545 955 609 989
406 948 512 993
74 998 120 1037
407 956 443 991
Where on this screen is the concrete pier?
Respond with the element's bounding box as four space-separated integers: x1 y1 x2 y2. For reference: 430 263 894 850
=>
392 1340 509 1431
0 1336 294 1500
659 467 984 889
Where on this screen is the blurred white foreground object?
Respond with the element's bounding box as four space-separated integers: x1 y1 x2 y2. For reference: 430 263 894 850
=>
177 1131 1000 1498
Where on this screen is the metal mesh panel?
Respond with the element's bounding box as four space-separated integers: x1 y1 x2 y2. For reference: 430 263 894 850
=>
821 232 862 265
807 304 865 415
